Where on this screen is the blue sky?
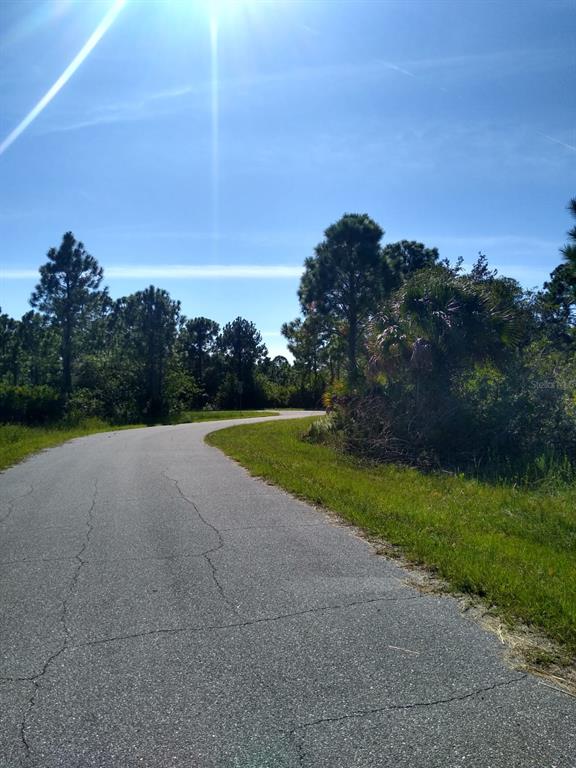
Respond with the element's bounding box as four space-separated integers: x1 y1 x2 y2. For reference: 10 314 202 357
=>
0 0 574 357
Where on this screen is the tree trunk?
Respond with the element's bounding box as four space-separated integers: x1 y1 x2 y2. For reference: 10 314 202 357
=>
347 313 358 385
62 321 72 395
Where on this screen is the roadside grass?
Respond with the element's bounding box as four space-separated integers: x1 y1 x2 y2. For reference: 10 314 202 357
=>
0 411 279 472
207 417 576 656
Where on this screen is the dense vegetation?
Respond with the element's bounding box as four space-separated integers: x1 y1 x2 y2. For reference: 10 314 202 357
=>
0 234 319 424
287 201 576 483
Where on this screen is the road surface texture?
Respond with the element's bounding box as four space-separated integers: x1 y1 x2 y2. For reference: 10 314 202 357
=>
0 412 574 767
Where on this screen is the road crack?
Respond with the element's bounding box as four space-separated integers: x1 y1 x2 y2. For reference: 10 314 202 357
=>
73 592 422 650
162 471 240 615
0 484 34 525
2 552 209 567
219 522 325 533
17 480 98 766
285 675 528 763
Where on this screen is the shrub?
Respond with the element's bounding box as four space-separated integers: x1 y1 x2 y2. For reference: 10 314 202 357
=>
0 384 63 424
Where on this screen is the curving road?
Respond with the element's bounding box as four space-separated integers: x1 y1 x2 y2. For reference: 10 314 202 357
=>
0 412 574 767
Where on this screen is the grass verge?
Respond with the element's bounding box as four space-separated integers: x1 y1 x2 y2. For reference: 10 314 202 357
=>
207 417 576 657
0 411 279 472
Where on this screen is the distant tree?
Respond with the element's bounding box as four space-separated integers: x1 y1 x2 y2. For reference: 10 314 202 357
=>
0 310 18 384
382 240 439 281
179 317 220 383
266 355 292 385
538 263 575 344
299 213 390 384
281 315 330 402
218 317 267 407
113 286 180 418
16 311 60 387
282 317 322 377
30 232 105 395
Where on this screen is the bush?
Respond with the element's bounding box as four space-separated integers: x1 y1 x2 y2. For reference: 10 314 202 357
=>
0 384 63 424
303 413 341 446
336 351 576 483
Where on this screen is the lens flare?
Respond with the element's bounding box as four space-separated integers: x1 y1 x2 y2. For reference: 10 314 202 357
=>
210 12 220 258
0 0 126 157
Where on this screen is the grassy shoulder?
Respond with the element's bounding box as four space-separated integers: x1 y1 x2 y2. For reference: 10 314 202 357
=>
0 410 279 472
207 417 576 657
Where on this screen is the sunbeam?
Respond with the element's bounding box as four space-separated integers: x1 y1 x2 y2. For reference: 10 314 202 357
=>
210 12 220 258
0 0 126 157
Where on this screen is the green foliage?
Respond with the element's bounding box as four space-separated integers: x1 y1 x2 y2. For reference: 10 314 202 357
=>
217 317 268 408
111 285 181 418
30 232 106 395
281 316 330 406
560 196 576 285
5 202 575 447
334 254 576 475
0 384 63 424
299 213 390 383
303 413 341 446
178 316 220 398
454 355 576 477
382 240 439 280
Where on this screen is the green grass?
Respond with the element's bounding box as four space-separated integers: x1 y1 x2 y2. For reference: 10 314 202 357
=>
0 411 279 472
175 410 279 424
207 417 576 655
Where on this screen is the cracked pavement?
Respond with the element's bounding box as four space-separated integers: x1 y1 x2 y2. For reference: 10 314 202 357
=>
0 412 574 767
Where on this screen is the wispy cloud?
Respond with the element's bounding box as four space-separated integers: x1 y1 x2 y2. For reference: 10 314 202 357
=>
107 265 303 279
540 133 576 153
40 58 422 134
399 47 570 87
240 119 569 180
0 264 303 280
44 85 201 134
39 44 571 136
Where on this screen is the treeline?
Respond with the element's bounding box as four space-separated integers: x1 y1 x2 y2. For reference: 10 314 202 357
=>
287 201 576 480
2 197 575 476
0 232 324 423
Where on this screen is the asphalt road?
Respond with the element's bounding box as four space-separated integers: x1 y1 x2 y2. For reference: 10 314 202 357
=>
1 412 574 767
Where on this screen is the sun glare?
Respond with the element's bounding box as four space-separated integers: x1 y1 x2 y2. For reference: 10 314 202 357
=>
207 0 250 18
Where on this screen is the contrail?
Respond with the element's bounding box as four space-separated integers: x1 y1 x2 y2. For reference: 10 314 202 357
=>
539 132 576 153
0 0 126 156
